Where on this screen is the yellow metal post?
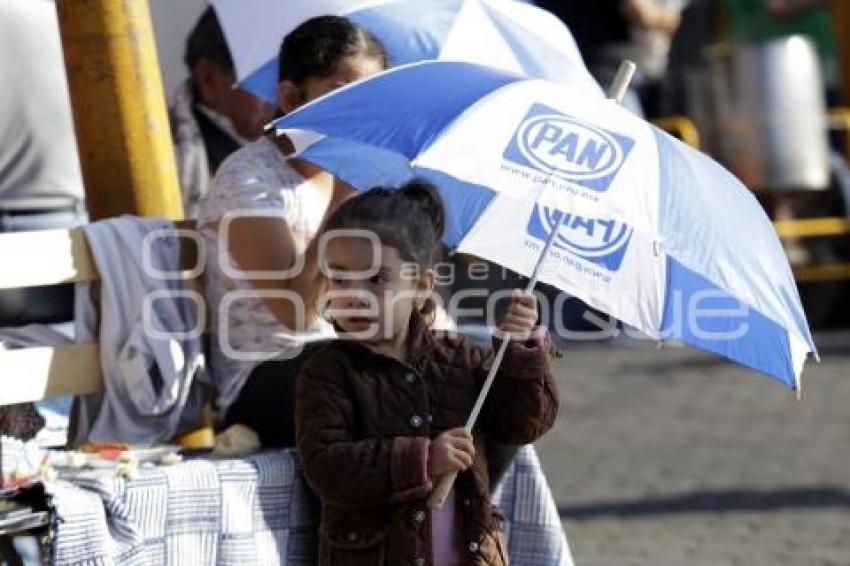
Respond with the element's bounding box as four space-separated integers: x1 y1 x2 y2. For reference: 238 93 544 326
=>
56 0 184 220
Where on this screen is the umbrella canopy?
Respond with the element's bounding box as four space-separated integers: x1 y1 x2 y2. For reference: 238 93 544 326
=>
273 61 817 390
210 0 602 103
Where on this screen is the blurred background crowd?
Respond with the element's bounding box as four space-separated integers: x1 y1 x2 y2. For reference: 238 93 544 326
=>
2 0 849 331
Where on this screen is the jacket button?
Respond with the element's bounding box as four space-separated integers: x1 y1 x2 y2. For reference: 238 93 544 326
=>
412 509 426 523
427 414 433 424
468 541 479 553
405 372 416 384
410 415 423 428
462 498 471 507
347 531 358 542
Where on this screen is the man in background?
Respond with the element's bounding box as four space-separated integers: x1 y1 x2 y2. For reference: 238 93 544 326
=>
533 0 684 116
0 0 86 325
0 5 85 561
169 7 275 218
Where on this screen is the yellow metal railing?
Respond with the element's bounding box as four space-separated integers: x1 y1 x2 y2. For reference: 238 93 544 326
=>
791 263 850 282
773 217 850 239
771 108 850 282
828 107 850 162
652 115 701 150
773 217 850 282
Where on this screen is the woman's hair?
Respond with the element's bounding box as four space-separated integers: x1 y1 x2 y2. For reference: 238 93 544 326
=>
322 179 446 318
278 15 388 84
185 7 233 72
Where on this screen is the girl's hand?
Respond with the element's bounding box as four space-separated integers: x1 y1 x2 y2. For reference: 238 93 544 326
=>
499 290 538 342
429 428 475 478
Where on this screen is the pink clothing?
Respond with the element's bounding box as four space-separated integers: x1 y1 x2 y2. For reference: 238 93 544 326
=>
431 488 462 566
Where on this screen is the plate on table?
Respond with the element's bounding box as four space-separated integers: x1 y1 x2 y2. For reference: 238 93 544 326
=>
54 444 182 470
128 445 182 463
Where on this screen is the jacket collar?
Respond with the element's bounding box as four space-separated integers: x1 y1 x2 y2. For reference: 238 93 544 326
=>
335 311 437 371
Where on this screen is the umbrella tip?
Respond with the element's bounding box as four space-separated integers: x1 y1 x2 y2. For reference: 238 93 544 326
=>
794 370 804 400
608 60 637 104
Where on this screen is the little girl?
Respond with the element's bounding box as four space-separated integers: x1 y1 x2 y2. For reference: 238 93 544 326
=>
295 180 558 566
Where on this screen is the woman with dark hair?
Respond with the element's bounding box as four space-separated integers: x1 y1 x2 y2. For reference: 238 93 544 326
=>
196 16 388 444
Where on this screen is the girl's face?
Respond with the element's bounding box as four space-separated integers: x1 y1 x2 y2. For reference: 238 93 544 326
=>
324 236 434 353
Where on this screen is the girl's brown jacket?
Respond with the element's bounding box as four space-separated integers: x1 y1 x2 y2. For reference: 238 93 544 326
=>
295 312 558 566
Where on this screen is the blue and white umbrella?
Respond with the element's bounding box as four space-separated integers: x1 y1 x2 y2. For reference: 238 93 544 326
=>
273 60 817 390
210 0 602 103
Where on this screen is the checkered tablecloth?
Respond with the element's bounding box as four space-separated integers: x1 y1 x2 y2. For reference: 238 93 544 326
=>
493 445 574 566
2 438 572 565
48 452 318 566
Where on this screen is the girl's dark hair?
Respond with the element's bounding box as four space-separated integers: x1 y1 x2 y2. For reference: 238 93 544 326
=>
185 7 233 72
278 15 388 84
322 179 446 318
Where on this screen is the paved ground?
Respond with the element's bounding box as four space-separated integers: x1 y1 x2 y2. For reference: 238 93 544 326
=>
536 331 850 566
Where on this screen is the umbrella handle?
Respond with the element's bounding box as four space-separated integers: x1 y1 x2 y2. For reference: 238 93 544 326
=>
427 470 458 509
426 336 511 509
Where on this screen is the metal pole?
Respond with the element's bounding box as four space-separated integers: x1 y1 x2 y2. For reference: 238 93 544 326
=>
56 0 184 220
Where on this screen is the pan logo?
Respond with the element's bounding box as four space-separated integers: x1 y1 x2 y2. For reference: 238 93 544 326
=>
527 205 632 271
504 103 635 192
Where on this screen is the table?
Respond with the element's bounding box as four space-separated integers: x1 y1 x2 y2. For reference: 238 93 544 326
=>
3 439 572 565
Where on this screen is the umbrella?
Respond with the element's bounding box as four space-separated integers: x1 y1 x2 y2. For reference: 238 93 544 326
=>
210 0 602 103
273 60 817 506
274 60 816 390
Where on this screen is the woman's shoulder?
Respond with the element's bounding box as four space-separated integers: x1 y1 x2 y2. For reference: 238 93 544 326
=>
214 137 300 184
198 137 303 224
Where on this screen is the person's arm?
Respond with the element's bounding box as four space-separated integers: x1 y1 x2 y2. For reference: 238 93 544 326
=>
295 355 432 509
622 0 682 34
475 292 559 444
220 172 353 332
224 214 320 331
475 331 559 445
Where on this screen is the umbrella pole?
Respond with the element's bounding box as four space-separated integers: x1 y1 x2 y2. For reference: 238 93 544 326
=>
428 61 640 509
426 213 564 509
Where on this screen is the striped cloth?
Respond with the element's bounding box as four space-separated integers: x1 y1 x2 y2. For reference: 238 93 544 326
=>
1 444 571 565
494 445 574 566
1 435 45 486
49 452 318 566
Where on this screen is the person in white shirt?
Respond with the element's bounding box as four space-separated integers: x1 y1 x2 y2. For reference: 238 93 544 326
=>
0 0 86 325
197 16 388 443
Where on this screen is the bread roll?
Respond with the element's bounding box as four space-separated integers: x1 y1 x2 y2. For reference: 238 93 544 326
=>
213 424 261 458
